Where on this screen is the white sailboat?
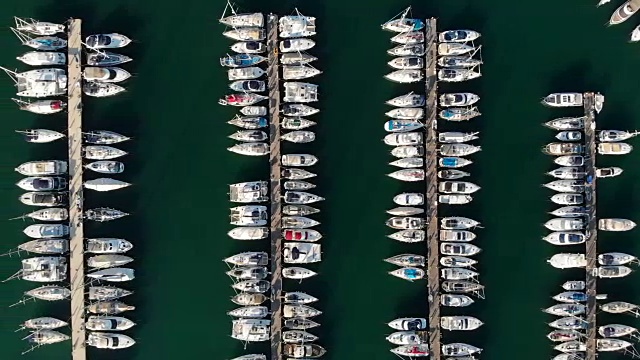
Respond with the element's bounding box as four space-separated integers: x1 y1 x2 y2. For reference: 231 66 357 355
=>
84 178 131 192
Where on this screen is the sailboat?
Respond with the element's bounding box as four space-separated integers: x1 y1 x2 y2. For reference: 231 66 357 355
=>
381 7 424 32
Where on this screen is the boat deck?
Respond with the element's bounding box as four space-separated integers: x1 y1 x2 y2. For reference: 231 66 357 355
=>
266 14 283 360
583 92 597 360
67 18 87 360
424 18 441 360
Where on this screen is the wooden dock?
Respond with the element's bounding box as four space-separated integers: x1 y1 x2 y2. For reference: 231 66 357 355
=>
424 18 441 360
67 18 87 360
266 14 283 360
582 92 597 360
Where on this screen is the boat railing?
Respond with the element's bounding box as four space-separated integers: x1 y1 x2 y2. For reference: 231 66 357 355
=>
10 27 33 45
0 66 19 84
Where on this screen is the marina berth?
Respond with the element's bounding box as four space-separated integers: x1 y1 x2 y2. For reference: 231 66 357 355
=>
279 38 315 53
285 317 320 329
390 157 423 168
388 229 425 243
391 31 424 45
87 52 132 66
598 252 637 265
438 67 481 82
384 253 426 267
282 118 316 130
388 43 426 56
385 69 423 83
543 232 585 246
13 99 66 114
386 330 428 345
279 12 317 38
439 93 480 107
599 129 640 142
596 166 623 178
440 316 483 330
16 51 66 66
231 41 266 54
223 28 266 41
228 67 265 81
598 142 633 155
437 55 483 68
542 93 584 107
441 294 474 307
386 92 425 107
87 332 136 349
439 30 481 42
232 293 267 306
599 218 636 231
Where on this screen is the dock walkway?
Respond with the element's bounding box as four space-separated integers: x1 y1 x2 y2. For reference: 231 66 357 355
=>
424 18 441 360
67 18 86 360
266 14 283 360
583 92 597 360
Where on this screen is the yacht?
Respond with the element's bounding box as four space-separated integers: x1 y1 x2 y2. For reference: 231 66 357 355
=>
386 107 424 120
283 205 320 216
282 168 316 180
562 281 586 291
282 216 319 229
16 51 66 66
18 35 67 51
388 318 427 331
87 268 135 282
441 294 474 307
543 232 585 246
283 330 318 344
384 132 423 145
543 180 584 193
388 169 425 182
549 317 587 330
85 207 128 222
598 142 632 155
554 341 586 353
228 143 269 156
283 344 326 358
439 93 480 107
441 268 478 280
394 192 424 205
282 154 318 167
241 106 267 116
441 316 483 330
596 167 623 178
228 227 269 240
83 67 131 83
24 330 69 345
85 161 124 174
438 43 474 56
609 0 640 25
441 217 480 229
547 167 585 180
550 206 587 218
283 292 318 304
219 93 267 106
601 301 638 314
440 230 476 242
87 52 132 66
390 345 430 357
229 180 269 202
19 192 67 207
231 293 267 306
17 176 66 191
83 130 130 144
391 31 424 44
391 146 423 158
87 332 135 349
384 119 423 132
386 93 425 107
224 252 269 267
14 17 64 36
387 44 426 56
279 38 315 53
89 301 134 314
282 118 316 130
597 265 632 278
551 193 583 205
219 12 264 27
548 253 587 269
232 319 271 342
231 41 265 54
232 280 270 293
598 324 637 338
384 253 425 267
282 65 322 80
441 243 481 256
440 155 472 168
84 145 127 160
437 56 482 68
544 117 585 130
230 205 268 226
84 178 131 192
381 7 424 32
388 56 424 70
285 317 320 329
220 54 266 68
439 144 481 156
280 53 317 65
553 291 588 303
279 12 316 38
388 230 425 243
20 256 67 282
24 285 70 301
598 339 633 352
544 304 586 316
390 158 423 168
440 107 481 121
19 239 69 254
228 67 265 81
387 207 424 216
284 242 322 263
599 218 636 231
283 267 317 280
2 68 67 98
86 316 135 331
284 180 316 191
12 99 65 114
554 155 584 167
542 93 583 107
598 252 637 265
228 116 268 129
86 238 133 254
87 255 133 269
599 129 640 142
223 28 265 41
442 343 482 356
439 30 481 42
85 33 131 49
83 82 125 97
283 304 322 318
438 169 470 179
544 218 585 231
20 317 67 330
284 82 319 103
88 286 132 301
439 181 480 194
385 69 423 83
227 306 269 318
441 257 478 268
23 224 68 239
438 68 481 82
556 131 581 141
282 104 319 117
389 267 425 281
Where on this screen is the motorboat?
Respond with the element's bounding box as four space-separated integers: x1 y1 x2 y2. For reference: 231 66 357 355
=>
220 11 264 27
388 169 425 181
20 317 67 330
544 304 586 316
21 207 68 222
384 119 423 132
24 285 70 301
388 56 424 70
87 52 132 66
441 217 480 229
229 80 266 92
282 154 318 167
598 252 637 265
83 67 131 83
87 332 135 349
230 205 268 226
599 129 640 142
83 130 130 144
231 355 267 360
12 99 65 114
283 267 317 280
438 169 470 179
599 218 636 231
386 217 425 230
16 51 66 66
87 268 135 282
387 207 424 216
548 253 587 269
4 68 68 98
544 218 584 231
633 25 640 41
390 345 430 357
228 67 265 81
283 205 320 216
554 341 586 353
282 131 315 143
551 193 583 205
83 82 125 97
86 316 135 331
394 193 423 205
284 180 316 190
18 239 69 254
283 344 326 358
231 319 271 342
547 167 585 180
228 143 269 156
438 43 474 56
88 286 132 301
284 242 321 263
282 216 319 229
550 206 587 217
599 324 637 338
17 176 67 191
23 224 68 239
224 252 269 267
437 56 483 68
228 227 268 240
387 230 425 243
284 317 320 329
390 157 423 168
220 54 266 68
87 255 133 269
439 181 480 194
440 230 476 242
279 12 316 37
385 69 423 83
280 38 315 53
283 304 321 318
441 294 474 307
441 268 478 280
441 343 482 356
391 146 423 158
597 265 632 278
283 330 318 344
549 317 587 330
386 93 425 107
442 256 477 267
284 292 318 304
439 193 472 204
282 118 316 130
18 35 67 51
14 18 64 36
544 117 585 130
84 178 131 192
226 266 269 280
543 232 585 246
439 107 481 121
280 53 317 65
554 291 588 303
231 41 265 54
609 0 639 25
384 254 425 267
439 144 481 156
556 131 582 141
384 132 423 146
562 281 586 291
381 8 424 32
388 318 427 331
439 30 481 42
542 93 584 107
438 68 481 82
223 28 266 41
598 142 632 155
231 293 267 306
441 243 481 256
228 116 268 129
283 65 322 80
391 31 424 44
219 93 267 106
282 104 319 117
227 306 269 318
282 168 316 180
232 280 270 293
86 33 131 49
598 339 634 352
85 161 124 174
389 267 425 281
24 330 69 345
86 238 133 254
385 107 424 119
441 316 483 330
19 192 67 207
387 44 426 56
601 301 638 314
554 156 584 167
596 167 623 178
439 93 480 107
229 130 267 142
544 180 585 193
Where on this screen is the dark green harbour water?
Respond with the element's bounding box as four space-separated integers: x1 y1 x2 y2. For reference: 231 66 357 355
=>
0 0 640 359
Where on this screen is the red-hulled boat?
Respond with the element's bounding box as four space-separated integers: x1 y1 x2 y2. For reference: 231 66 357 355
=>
283 229 322 242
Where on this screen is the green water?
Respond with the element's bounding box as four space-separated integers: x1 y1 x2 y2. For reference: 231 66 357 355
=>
0 0 639 359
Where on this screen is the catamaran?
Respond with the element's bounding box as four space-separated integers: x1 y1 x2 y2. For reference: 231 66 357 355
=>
279 10 316 38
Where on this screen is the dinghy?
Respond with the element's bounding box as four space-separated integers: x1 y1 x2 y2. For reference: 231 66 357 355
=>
439 107 480 121
388 169 425 182
84 178 131 192
599 218 636 231
389 267 425 281
384 70 423 83
85 161 124 174
384 254 425 267
439 30 481 43
387 230 425 243
394 193 423 205
438 169 470 179
598 252 637 266
390 157 423 168
596 167 623 178
439 157 472 168
441 294 474 307
543 232 585 246
228 143 269 156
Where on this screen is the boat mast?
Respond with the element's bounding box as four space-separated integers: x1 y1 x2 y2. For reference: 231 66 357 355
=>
11 98 30 109
10 27 33 45
0 66 19 85
382 6 410 26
